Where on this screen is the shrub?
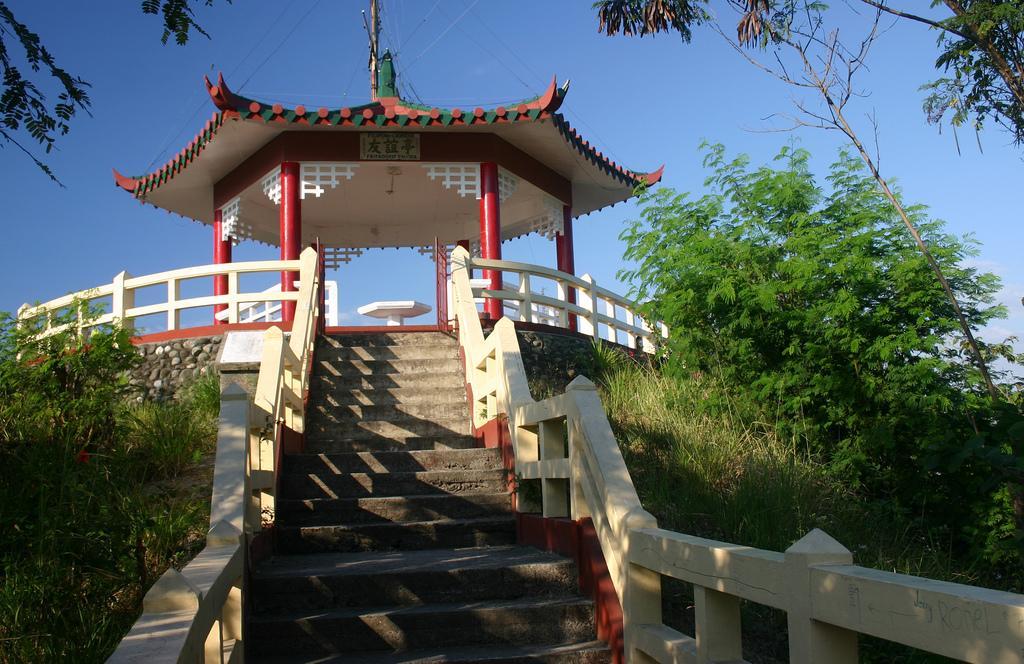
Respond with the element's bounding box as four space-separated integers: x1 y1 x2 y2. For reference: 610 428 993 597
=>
619 143 1024 568
0 308 216 661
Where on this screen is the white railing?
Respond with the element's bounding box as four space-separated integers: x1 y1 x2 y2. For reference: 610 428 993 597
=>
108 248 322 663
18 260 303 336
214 280 339 327
467 257 667 352
450 246 1024 664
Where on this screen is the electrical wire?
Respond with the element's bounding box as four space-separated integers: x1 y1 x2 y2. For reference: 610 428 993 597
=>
401 0 480 71
142 2 304 171
238 0 325 91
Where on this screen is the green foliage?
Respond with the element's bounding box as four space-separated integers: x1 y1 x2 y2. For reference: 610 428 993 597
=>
0 304 141 448
0 311 217 662
0 2 91 184
0 1 223 181
593 1 1024 147
598 357 1004 662
141 0 227 46
923 0 1024 145
619 143 1024 566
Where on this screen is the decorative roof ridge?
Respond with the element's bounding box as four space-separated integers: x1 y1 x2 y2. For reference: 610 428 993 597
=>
202 72 568 128
550 113 664 188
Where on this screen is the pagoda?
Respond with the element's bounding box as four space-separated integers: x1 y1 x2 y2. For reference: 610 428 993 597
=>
112 40 662 326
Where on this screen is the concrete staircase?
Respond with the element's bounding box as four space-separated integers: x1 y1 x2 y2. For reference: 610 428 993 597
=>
247 332 610 662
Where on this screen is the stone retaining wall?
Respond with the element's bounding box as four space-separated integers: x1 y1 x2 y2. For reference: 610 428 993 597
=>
130 335 224 401
515 329 641 399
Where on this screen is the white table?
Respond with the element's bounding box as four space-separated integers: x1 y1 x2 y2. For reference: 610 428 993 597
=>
357 300 432 326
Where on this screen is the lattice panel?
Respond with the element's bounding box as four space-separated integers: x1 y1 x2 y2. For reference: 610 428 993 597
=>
525 196 565 240
261 166 282 205
422 164 480 199
219 197 252 242
323 247 365 269
301 163 358 199
498 169 519 202
417 243 456 261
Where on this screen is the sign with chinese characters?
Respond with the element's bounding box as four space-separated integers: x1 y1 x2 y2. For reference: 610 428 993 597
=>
360 132 420 160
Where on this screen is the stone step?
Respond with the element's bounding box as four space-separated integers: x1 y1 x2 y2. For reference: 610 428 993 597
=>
246 595 597 657
321 333 459 348
284 449 501 475
252 546 578 613
304 436 479 454
307 418 473 442
312 402 469 423
318 358 462 377
320 386 467 406
280 469 508 500
314 371 465 391
277 493 511 527
275 516 516 554
318 344 460 362
251 641 611 664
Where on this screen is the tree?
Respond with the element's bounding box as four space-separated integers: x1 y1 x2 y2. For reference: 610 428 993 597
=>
595 1 1024 145
0 1 223 184
621 143 1024 564
595 0 1007 400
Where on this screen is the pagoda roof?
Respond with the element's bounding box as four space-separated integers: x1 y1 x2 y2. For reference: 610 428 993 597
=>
112 56 664 236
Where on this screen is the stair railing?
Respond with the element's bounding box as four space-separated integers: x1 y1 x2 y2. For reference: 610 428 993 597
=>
107 247 322 663
450 245 1024 664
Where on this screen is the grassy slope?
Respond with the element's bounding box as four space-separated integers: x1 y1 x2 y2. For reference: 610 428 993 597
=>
531 342 972 662
0 375 219 663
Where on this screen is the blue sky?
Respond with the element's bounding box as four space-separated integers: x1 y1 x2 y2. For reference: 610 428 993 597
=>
1 1 1020 358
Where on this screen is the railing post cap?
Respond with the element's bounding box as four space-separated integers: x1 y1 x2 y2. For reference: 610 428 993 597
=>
580 273 594 283
113 269 131 280
207 519 243 547
785 528 851 559
264 325 285 339
565 375 597 392
452 245 470 259
142 568 200 614
220 382 249 401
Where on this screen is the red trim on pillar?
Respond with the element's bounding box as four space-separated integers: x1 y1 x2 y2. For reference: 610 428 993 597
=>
280 162 301 323
556 205 577 331
213 209 232 325
479 162 502 320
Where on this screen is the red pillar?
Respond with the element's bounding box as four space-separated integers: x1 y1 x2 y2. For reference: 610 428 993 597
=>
479 162 502 320
213 209 232 325
280 162 301 323
556 205 578 331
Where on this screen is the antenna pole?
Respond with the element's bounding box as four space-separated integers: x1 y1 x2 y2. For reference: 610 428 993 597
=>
369 0 380 100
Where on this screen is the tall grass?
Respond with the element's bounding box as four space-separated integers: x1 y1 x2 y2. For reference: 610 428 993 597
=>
569 342 974 662
0 368 221 663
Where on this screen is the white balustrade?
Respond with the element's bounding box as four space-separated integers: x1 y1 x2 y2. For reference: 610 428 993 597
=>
449 246 1024 664
19 259 307 337
108 248 323 663
467 257 666 352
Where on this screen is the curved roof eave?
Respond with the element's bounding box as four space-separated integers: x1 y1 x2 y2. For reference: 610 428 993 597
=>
113 73 664 208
